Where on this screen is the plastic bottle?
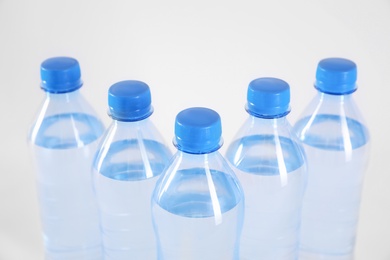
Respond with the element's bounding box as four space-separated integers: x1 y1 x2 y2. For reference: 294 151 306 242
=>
152 107 244 260
28 57 105 259
294 58 370 259
225 77 307 259
93 80 172 259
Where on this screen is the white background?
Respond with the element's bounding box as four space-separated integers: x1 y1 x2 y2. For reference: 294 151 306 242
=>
0 0 389 259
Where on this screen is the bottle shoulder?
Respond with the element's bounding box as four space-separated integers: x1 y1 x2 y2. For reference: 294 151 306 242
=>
29 111 105 149
93 119 172 181
29 90 105 148
294 92 369 150
226 134 305 175
297 92 368 123
225 116 305 175
95 119 171 158
152 151 244 217
294 113 369 150
230 116 296 140
36 90 99 116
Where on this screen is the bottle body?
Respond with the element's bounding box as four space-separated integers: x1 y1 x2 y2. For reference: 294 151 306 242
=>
152 151 244 260
93 119 171 259
294 92 370 259
226 116 306 260
29 90 105 259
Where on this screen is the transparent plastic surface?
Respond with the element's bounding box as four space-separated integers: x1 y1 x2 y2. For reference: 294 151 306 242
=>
293 93 370 260
28 90 105 259
225 116 306 260
93 119 171 259
152 151 244 260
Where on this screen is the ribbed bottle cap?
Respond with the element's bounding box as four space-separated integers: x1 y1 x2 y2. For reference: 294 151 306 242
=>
246 77 290 118
40 57 83 93
315 58 357 95
174 107 222 154
108 80 153 121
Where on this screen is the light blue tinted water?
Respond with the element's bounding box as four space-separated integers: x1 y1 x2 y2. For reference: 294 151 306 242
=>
226 135 305 260
294 114 368 151
153 203 242 260
94 139 171 259
153 168 243 260
97 139 171 180
32 113 104 149
30 113 104 259
95 172 160 259
226 135 305 175
156 168 242 217
294 115 369 259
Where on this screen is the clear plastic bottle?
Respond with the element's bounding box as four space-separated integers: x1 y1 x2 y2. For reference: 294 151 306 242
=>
28 57 105 259
294 58 370 260
93 80 172 259
225 78 307 260
152 107 244 260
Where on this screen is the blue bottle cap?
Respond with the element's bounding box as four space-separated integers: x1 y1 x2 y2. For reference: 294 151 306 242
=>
40 57 83 93
174 107 222 154
246 77 290 118
108 80 153 121
315 58 357 95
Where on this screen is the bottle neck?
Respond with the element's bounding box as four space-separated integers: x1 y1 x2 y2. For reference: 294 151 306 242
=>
37 88 100 119
302 90 360 119
170 149 228 174
176 149 221 162
229 114 293 142
111 117 150 128
317 90 355 104
105 117 163 142
248 114 289 129
45 89 81 101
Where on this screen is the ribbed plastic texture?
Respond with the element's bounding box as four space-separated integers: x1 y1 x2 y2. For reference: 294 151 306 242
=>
225 78 306 259
294 58 370 259
29 57 105 259
93 80 171 259
152 107 244 260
